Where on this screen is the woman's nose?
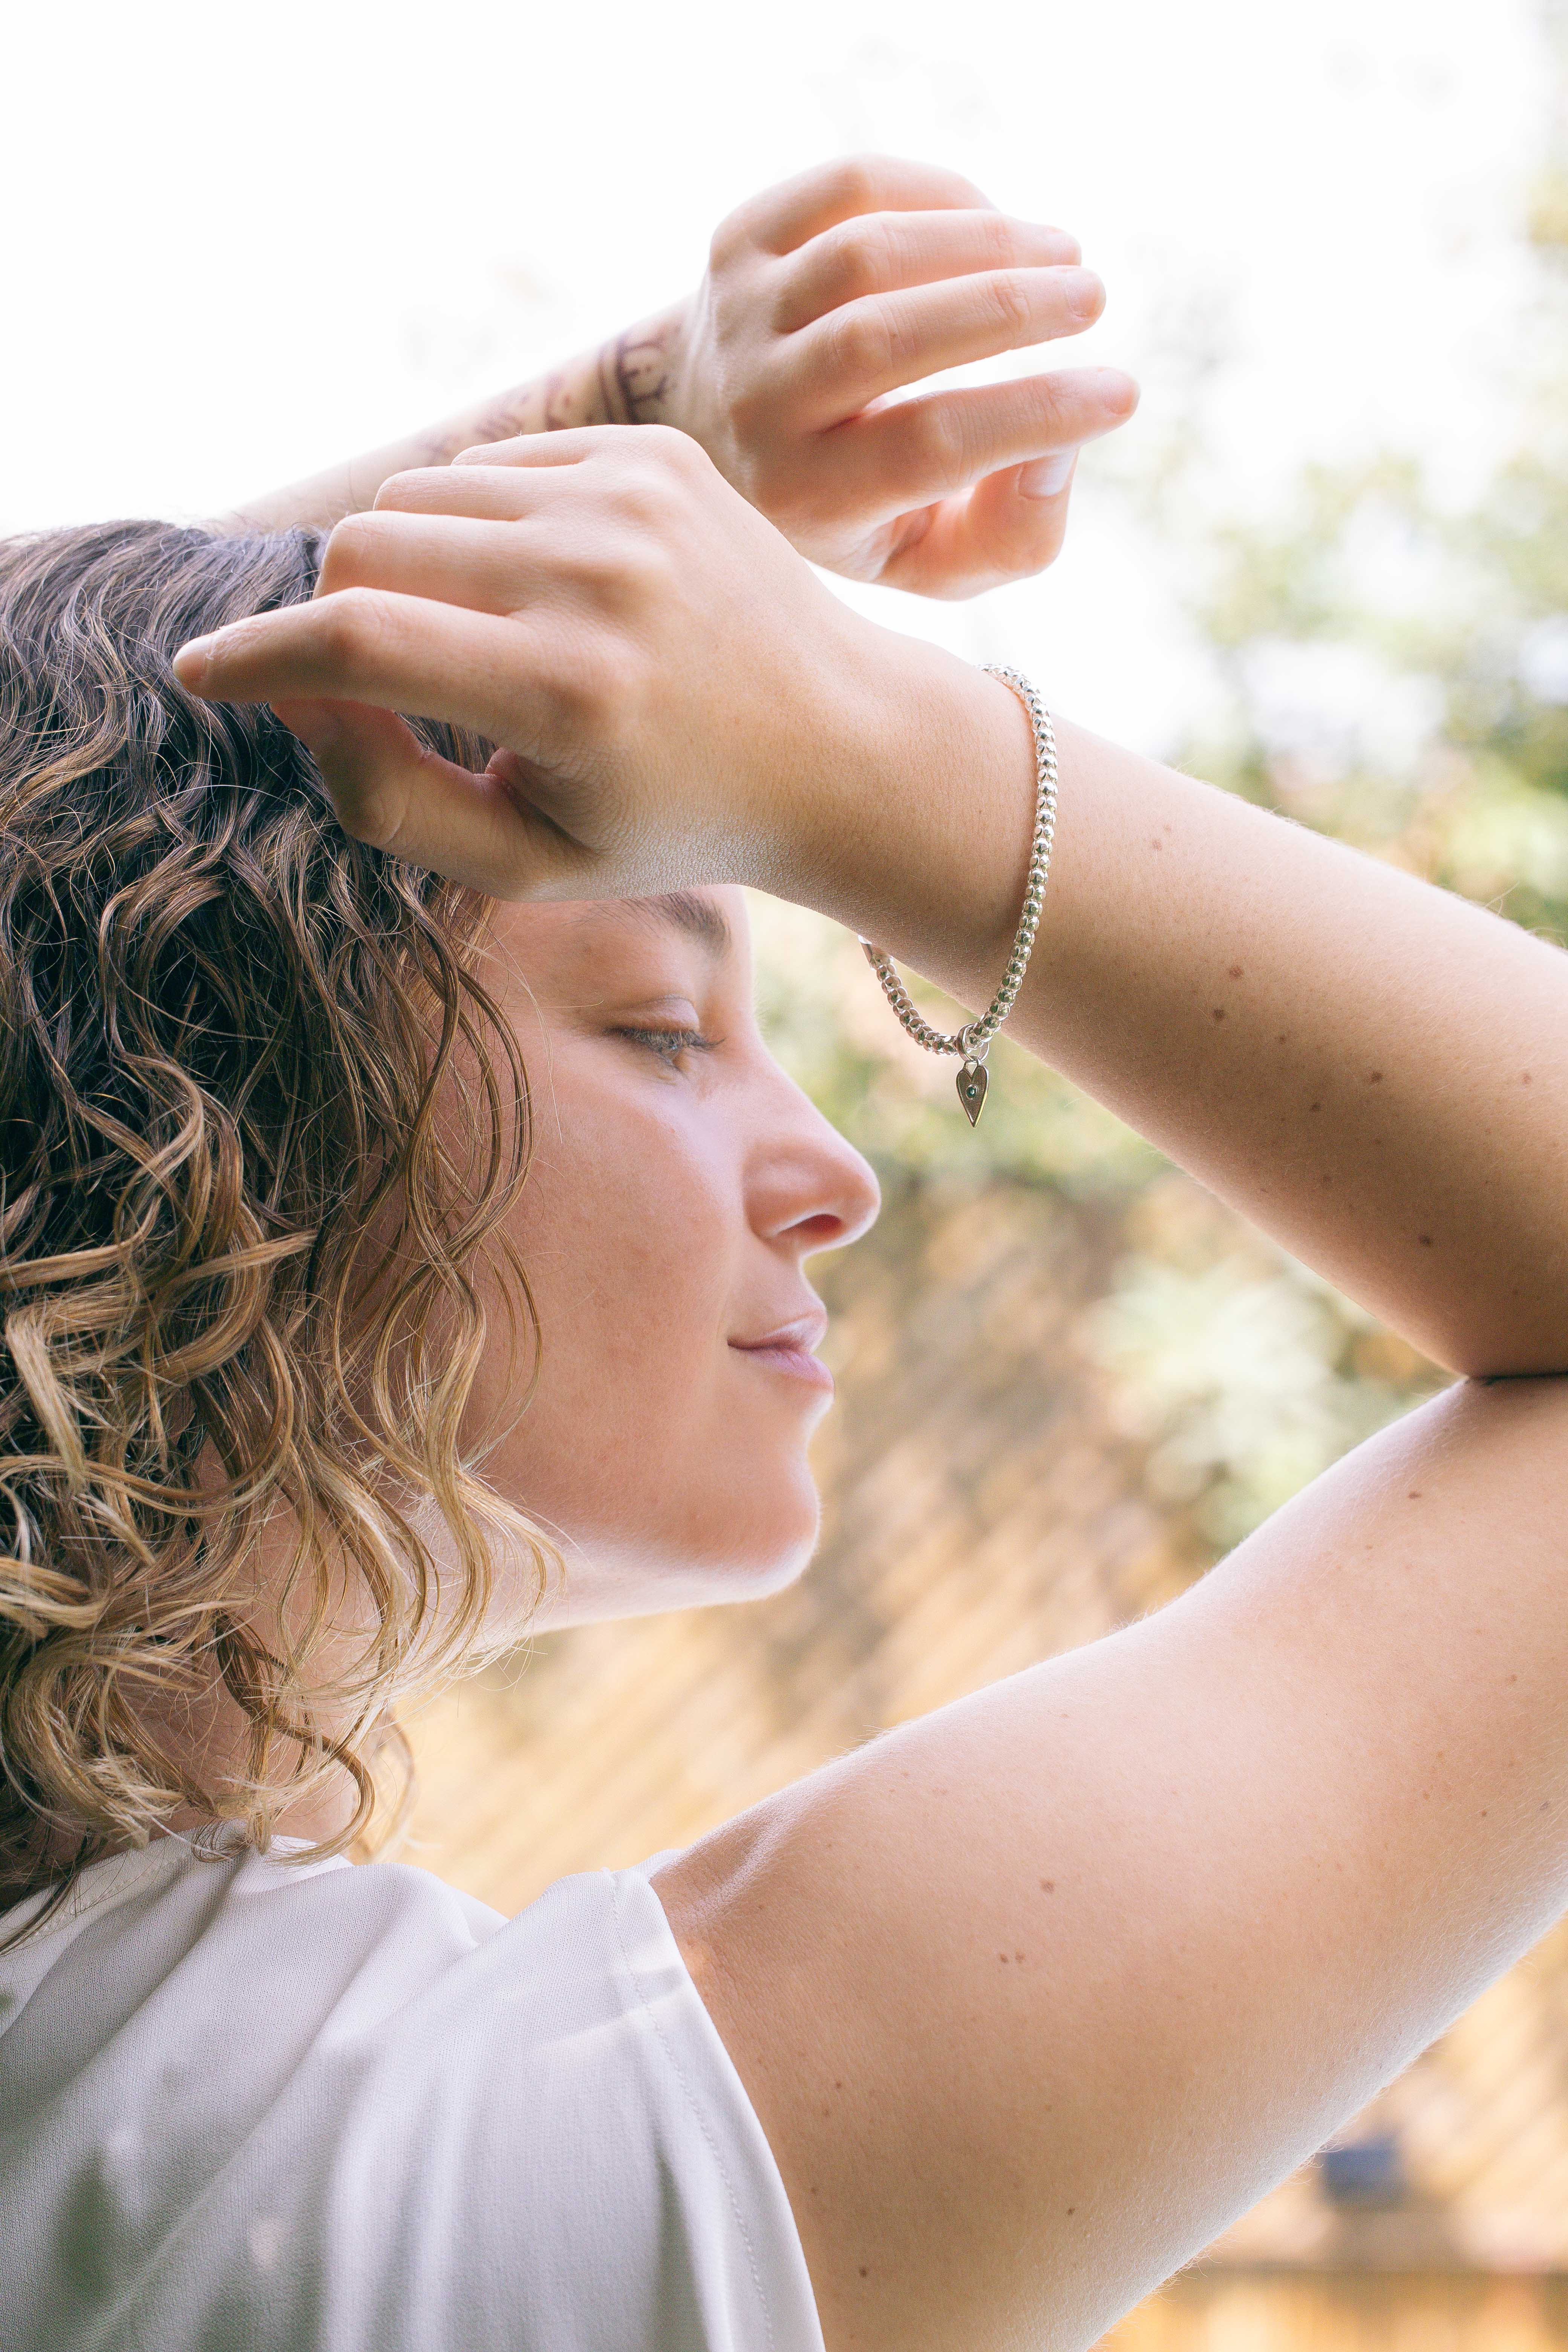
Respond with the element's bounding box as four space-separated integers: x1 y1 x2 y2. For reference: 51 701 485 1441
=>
747 1080 880 1257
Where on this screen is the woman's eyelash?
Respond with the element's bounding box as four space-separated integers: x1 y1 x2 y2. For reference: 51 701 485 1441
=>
612 1024 717 1062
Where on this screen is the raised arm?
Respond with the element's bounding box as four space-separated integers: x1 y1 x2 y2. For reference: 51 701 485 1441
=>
173 425 1568 2352
845 702 1568 1380
220 156 1137 597
176 430 1568 1381
666 1373 1568 2352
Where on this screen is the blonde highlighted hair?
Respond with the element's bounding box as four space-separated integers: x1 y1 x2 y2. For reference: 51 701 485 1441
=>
0 518 548 1927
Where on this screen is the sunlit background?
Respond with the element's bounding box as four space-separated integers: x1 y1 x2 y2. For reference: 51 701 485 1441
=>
10 2 1568 2344
3 0 1547 742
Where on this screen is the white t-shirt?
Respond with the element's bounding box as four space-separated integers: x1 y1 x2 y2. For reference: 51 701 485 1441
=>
0 1833 824 2352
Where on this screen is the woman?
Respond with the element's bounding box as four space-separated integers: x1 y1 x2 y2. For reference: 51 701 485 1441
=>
3 157 1566 2352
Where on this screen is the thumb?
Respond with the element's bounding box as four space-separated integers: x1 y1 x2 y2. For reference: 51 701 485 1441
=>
271 699 577 898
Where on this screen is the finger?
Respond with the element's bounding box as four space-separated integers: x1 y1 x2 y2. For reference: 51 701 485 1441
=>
376 463 582 522
318 510 554 616
270 698 576 896
787 266 1106 421
724 154 994 259
447 424 615 469
879 460 1079 600
836 366 1139 510
173 589 546 750
446 420 690 469
776 210 1083 334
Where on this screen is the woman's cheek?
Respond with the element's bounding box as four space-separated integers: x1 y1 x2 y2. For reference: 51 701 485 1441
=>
478 1073 739 1508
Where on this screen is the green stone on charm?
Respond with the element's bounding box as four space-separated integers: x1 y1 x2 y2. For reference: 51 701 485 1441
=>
957 1059 988 1126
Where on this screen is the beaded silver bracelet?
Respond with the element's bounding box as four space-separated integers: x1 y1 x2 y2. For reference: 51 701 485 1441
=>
859 664 1058 1127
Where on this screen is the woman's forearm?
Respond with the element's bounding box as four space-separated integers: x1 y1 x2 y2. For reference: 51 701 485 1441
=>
838 646 1568 1378
214 303 688 534
176 428 1566 1377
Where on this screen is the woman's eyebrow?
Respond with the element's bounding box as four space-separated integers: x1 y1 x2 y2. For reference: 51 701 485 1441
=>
629 891 733 958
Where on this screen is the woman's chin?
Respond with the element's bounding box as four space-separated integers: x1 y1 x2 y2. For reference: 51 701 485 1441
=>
689 1461 824 1602
530 1473 822 1629
648 1502 822 1615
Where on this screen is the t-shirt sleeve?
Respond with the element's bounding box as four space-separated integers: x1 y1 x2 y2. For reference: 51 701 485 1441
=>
602 1856 826 2352
337 1854 828 2352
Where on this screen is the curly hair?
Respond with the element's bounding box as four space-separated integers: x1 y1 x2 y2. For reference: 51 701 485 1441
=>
0 518 549 1931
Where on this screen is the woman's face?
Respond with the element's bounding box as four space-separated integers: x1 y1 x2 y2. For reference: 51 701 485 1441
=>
461 888 880 1629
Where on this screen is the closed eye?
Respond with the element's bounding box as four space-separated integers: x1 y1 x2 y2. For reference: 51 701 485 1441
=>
611 1024 719 1066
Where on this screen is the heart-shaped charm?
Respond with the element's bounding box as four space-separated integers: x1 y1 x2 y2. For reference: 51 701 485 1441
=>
956 1058 988 1126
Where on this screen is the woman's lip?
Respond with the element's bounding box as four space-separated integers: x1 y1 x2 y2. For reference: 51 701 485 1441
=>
729 1313 832 1390
731 1310 828 1354
729 1340 835 1392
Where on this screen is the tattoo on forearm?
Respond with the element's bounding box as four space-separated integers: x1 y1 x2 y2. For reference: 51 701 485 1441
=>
596 320 677 426
453 362 605 455
596 344 622 428
543 368 581 432
232 306 688 533
615 322 675 423
408 309 681 468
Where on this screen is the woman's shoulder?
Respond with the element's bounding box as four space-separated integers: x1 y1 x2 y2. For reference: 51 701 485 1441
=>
0 1828 688 2095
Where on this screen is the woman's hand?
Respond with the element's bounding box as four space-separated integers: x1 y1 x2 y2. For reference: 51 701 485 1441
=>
184 410 1568 1379
179 427 991 918
659 155 1138 598
224 155 1137 601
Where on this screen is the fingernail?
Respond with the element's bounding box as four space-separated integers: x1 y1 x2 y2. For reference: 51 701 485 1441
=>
1018 450 1078 500
1094 367 1141 415
172 635 214 687
1061 268 1104 320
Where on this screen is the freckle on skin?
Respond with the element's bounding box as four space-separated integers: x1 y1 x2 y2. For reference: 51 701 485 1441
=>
1419 1234 1433 1246
1408 1491 1422 1500
1228 964 1243 979
1309 1101 1321 1113
1212 1008 1226 1021
1041 1880 1055 1893
859 2266 869 2278
1151 839 1163 851
1522 1072 1532 1084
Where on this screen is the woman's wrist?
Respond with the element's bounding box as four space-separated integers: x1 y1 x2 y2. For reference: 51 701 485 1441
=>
450 299 692 441
794 631 1040 1002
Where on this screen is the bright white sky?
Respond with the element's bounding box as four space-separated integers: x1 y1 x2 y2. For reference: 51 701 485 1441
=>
2 0 1545 748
